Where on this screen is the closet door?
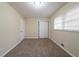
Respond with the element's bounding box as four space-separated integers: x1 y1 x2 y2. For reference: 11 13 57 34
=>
39 21 48 38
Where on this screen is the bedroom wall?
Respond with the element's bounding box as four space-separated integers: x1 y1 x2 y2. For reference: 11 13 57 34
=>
49 2 79 56
24 18 49 39
0 3 24 56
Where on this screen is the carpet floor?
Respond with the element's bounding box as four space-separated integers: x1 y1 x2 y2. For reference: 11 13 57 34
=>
4 39 71 57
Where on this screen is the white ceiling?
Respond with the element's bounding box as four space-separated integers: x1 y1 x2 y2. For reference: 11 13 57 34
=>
9 2 66 18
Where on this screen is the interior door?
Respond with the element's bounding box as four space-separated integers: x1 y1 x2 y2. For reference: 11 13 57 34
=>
39 21 48 38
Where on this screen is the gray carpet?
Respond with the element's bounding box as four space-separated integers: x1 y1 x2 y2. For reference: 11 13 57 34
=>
4 39 71 57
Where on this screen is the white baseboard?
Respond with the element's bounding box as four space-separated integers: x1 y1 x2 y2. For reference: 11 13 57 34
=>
50 39 75 57
24 37 38 39
1 39 24 57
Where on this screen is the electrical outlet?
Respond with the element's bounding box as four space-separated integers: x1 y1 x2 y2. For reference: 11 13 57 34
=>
61 43 64 47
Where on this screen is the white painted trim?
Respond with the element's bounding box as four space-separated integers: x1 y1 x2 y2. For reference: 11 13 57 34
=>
50 39 75 57
1 39 24 57
24 37 38 39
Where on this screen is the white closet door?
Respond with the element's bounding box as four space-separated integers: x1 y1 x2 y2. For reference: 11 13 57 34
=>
39 21 48 38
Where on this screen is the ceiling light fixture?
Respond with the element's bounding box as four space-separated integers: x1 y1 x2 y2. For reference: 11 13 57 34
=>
32 2 44 8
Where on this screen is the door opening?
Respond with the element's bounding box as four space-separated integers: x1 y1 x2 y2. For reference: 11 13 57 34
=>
38 21 48 39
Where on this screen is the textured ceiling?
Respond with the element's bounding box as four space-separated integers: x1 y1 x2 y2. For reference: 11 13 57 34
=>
9 2 66 18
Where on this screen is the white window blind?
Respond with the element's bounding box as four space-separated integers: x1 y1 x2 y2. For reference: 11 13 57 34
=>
54 7 79 31
64 8 79 31
54 16 63 30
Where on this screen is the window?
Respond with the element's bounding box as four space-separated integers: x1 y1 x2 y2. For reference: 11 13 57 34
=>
54 16 64 30
54 7 79 32
64 8 79 31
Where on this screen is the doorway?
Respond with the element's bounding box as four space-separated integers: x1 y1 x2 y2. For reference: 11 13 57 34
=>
38 21 49 39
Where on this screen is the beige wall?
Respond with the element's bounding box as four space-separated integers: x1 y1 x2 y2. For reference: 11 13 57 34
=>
24 18 49 39
0 3 24 56
49 2 79 56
